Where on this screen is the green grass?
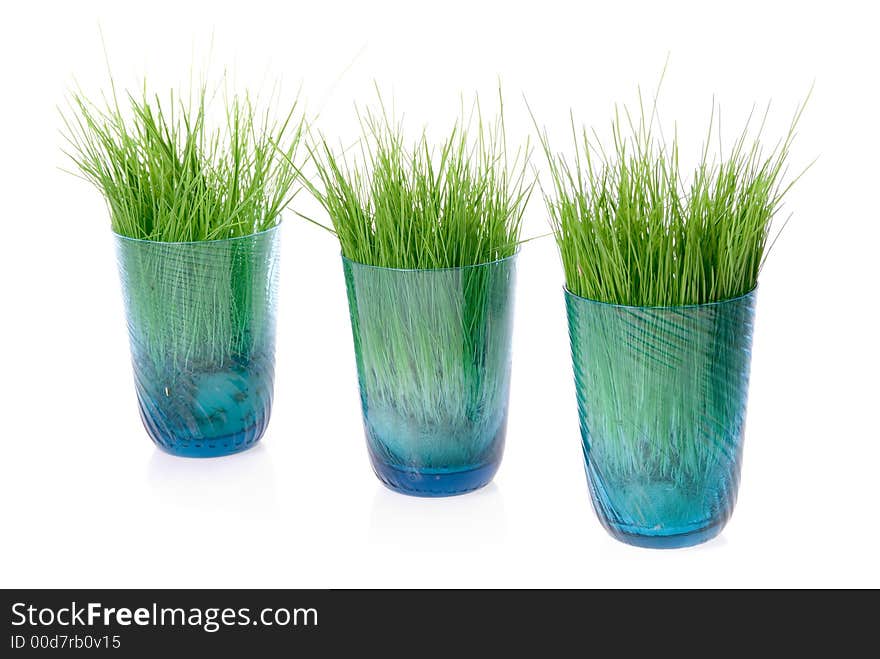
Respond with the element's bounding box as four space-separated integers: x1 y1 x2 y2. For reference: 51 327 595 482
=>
299 92 532 268
300 93 529 473
60 76 298 414
61 79 303 242
536 87 810 306
545 83 811 530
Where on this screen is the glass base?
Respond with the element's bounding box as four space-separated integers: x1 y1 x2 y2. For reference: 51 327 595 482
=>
369 454 500 497
602 516 727 549
138 404 266 458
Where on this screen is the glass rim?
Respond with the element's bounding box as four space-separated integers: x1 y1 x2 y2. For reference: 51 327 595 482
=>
340 249 519 274
112 223 281 246
563 285 758 310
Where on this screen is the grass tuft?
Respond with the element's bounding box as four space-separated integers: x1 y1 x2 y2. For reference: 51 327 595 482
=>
535 84 811 306
60 78 303 242
300 91 532 268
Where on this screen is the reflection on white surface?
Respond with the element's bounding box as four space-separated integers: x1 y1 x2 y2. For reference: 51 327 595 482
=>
369 483 507 549
147 444 279 519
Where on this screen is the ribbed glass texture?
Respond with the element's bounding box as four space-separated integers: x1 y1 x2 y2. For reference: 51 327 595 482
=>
343 255 517 496
115 227 280 457
565 289 756 548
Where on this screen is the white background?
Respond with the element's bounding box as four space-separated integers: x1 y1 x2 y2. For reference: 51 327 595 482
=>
1 0 877 588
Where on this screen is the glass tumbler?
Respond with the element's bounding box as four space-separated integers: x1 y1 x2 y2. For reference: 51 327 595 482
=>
343 254 517 496
565 289 757 548
115 227 280 457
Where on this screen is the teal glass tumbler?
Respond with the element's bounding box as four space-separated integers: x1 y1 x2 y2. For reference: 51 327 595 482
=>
342 255 517 496
565 289 757 548
115 227 280 457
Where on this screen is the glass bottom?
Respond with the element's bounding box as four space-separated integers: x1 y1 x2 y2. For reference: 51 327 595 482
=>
369 453 501 497
586 465 737 549
132 357 274 458
600 516 727 549
137 400 267 458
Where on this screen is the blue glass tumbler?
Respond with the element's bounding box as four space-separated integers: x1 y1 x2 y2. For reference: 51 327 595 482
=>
565 289 757 548
115 227 280 457
343 255 517 496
